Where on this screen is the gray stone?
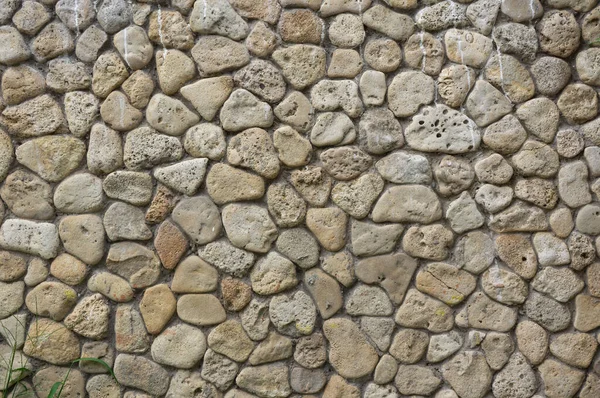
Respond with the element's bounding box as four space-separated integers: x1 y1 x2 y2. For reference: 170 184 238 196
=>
123 127 183 170
359 71 387 106
190 0 248 40
328 13 365 48
482 266 528 305
0 220 59 259
465 80 512 127
532 232 570 266
87 124 123 175
532 267 584 302
146 94 199 136
220 89 273 133
427 331 463 363
103 202 151 241
177 294 226 327
250 252 297 295
0 170 54 220
462 292 517 332
234 60 286 104
0 27 30 65
240 298 270 341
474 153 513 184
395 289 454 332
222 204 277 253
2 94 64 138
199 241 255 277
272 45 326 90
151 323 206 369
114 354 169 396
403 224 454 260
154 159 208 196
191 36 250 76
441 351 492 398
269 291 316 337
538 359 585 398
184 124 226 161
446 192 485 233
310 112 355 147
201 349 238 390
492 353 538 398
166 370 220 398
54 173 104 214
482 114 527 155
416 1 468 31
275 229 318 269
311 79 363 118
559 161 592 208
320 146 372 181
103 171 153 206
525 291 571 332
489 201 549 232
106 242 160 289
467 0 501 35
350 221 403 257
235 364 291 398
388 71 434 118
372 185 441 223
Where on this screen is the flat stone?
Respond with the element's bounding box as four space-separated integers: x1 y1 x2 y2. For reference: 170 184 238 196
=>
278 8 322 44
0 281 23 319
54 173 104 214
148 10 194 50
79 342 113 374
355 253 417 305
445 29 493 69
322 375 360 398
328 13 364 48
306 207 347 251
172 256 218 294
515 320 548 365
146 94 199 136
350 220 403 257
91 52 128 98
151 323 206 369
0 251 26 282
249 332 293 365
246 21 277 58
359 70 387 106
240 297 270 341
320 146 372 181
123 127 183 170
525 291 571 332
482 114 527 155
99 91 143 132
59 218 105 266
154 220 187 270
272 45 326 90
492 353 538 398
171 196 221 245
557 129 585 158
88 272 133 303
416 1 468 30
550 207 575 238
438 64 476 108
559 161 592 208
103 202 151 241
181 76 233 121
275 228 318 269
495 234 537 279
114 354 170 396
442 351 492 398
50 253 87 286
191 36 250 76
465 80 512 127
550 333 598 368
290 166 332 206
0 170 54 220
121 71 154 109
474 153 513 184
220 89 273 133
269 291 316 337
23 318 79 365
145 185 176 225
462 292 517 332
30 22 74 62
139 284 176 334
87 124 123 175
395 289 454 332
516 98 560 143
532 232 570 266
538 359 585 398
395 365 441 396
484 54 534 103
389 329 428 363
488 201 549 232
223 203 277 253
346 285 393 316
558 83 599 124
388 71 434 117
576 204 600 235
0 220 59 259
481 332 514 370
427 331 463 363
467 0 500 35
266 182 306 228
362 4 414 41
446 192 485 233
482 266 528 305
402 224 454 260
166 370 220 398
475 184 513 214
189 0 246 39
199 241 255 277
64 294 109 340
514 178 558 209
538 10 580 58
575 294 600 331
184 124 226 161
156 49 197 95
405 32 445 76
33 367 84 398
372 185 441 223
103 171 152 206
236 364 291 398
416 262 477 306
323 318 378 379
250 252 297 295
76 25 107 63
201 349 239 390
311 80 363 118
113 26 153 70
310 112 355 147
106 242 160 289
1 94 63 138
208 320 254 362
114 305 149 353
154 159 208 196
64 91 99 137
177 294 226 326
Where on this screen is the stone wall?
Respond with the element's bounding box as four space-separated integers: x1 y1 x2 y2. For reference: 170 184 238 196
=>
0 0 600 396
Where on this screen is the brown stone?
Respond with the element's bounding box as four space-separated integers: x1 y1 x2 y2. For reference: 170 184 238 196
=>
221 278 252 311
154 220 188 270
139 284 176 335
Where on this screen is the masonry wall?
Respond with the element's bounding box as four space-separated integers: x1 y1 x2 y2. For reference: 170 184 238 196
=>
0 0 600 397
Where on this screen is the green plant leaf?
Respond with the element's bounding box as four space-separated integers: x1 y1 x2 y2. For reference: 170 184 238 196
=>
46 382 62 398
70 358 116 379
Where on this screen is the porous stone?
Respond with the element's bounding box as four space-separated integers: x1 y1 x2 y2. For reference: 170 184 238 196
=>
538 359 585 398
272 45 326 90
516 320 548 365
311 80 363 118
395 289 454 332
269 291 316 337
492 353 538 398
402 224 454 260
484 54 534 103
441 351 492 398
2 66 45 106
416 262 477 306
2 94 64 138
88 273 133 303
199 241 255 277
234 60 287 103
461 292 517 332
328 13 365 48
235 364 291 398
189 0 248 40
0 220 59 260
114 354 170 396
0 27 29 64
482 266 528 305
306 207 347 251
525 291 571 332
465 80 512 127
476 184 514 213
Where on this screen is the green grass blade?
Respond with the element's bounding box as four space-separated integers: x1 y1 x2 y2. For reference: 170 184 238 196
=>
46 382 62 398
70 358 116 378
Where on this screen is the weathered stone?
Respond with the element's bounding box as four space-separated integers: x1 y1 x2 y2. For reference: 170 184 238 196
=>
151 323 206 369
23 318 79 365
495 234 537 279
148 9 193 50
525 291 571 332
350 221 403 257
514 178 558 209
0 220 59 260
87 124 123 175
114 354 170 396
482 114 527 155
191 36 250 76
454 231 494 274
269 291 316 337
139 284 176 334
557 129 585 158
189 0 248 40
88 272 133 303
359 70 387 107
488 201 549 233
2 94 64 138
388 71 434 117
64 294 109 339
1 170 54 220
154 220 187 270
172 256 218 294
550 333 598 368
106 242 160 289
311 80 363 118
442 351 492 398
234 60 286 104
121 71 154 109
373 185 441 223
31 22 75 62
402 224 454 260
482 266 528 305
201 349 239 390
492 353 538 398
220 89 273 133
389 329 428 364
50 253 87 286
76 25 107 63
395 289 454 332
416 262 477 306
290 166 332 206
177 294 226 327
516 320 548 365
166 370 219 398
33 367 84 398
320 146 371 181
250 252 297 295
114 305 149 353
305 207 347 251
113 26 153 71
97 0 132 33
146 94 199 137
538 359 585 398
465 80 512 127
462 292 517 332
236 364 291 398
123 127 183 170
103 202 151 241
532 232 570 266
272 45 326 90
538 10 581 58
446 192 485 233
275 229 318 269
222 203 277 253
278 9 322 44
558 83 599 124
208 320 254 362
249 332 293 366
103 171 152 206
0 27 29 64
427 331 463 363
1 66 45 106
199 241 255 277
